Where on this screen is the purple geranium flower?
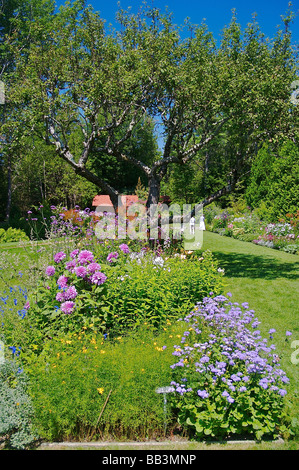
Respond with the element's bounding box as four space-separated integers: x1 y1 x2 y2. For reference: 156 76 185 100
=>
56 292 65 302
66 260 77 272
70 249 79 259
65 286 78 300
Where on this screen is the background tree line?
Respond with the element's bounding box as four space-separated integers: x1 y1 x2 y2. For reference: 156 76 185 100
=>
0 0 298 231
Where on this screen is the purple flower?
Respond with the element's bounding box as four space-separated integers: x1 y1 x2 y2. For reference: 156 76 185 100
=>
259 378 269 389
65 286 78 300
87 262 101 274
278 389 287 397
60 301 75 314
24 300 30 310
45 265 56 276
107 251 119 263
74 266 87 278
57 275 68 288
119 243 130 254
286 331 292 337
56 292 65 302
90 271 107 285
239 386 247 392
200 355 210 363
197 390 209 399
70 249 79 259
222 390 234 403
54 251 66 263
66 260 77 272
77 250 94 264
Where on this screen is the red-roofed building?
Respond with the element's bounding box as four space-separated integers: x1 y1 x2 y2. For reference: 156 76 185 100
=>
92 195 144 215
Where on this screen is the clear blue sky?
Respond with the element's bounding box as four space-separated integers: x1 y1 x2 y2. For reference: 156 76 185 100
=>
55 0 299 41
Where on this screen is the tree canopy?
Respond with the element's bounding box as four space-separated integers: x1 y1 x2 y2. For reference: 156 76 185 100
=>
1 0 298 219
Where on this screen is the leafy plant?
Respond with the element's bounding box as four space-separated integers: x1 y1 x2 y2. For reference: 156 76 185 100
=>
0 227 29 244
169 294 291 440
0 360 38 449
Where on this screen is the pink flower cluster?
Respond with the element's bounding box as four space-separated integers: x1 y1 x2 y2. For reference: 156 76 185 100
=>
45 249 108 314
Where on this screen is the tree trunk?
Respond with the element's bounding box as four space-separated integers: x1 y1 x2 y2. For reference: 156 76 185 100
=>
146 175 160 209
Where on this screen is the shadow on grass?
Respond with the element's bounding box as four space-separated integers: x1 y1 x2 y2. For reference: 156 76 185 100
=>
210 251 299 280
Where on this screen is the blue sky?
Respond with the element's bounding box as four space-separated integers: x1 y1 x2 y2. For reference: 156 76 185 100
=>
55 0 299 41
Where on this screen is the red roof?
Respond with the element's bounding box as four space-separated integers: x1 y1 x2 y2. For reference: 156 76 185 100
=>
92 195 141 207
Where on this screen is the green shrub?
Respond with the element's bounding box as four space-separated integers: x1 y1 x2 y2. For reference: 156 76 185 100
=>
0 227 29 244
0 360 38 449
24 246 224 344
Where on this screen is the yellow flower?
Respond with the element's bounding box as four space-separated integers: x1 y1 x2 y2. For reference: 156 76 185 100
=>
82 347 88 353
100 350 105 354
65 340 72 344
97 387 104 395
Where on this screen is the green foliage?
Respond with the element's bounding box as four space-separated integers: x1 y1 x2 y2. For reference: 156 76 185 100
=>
0 360 38 449
24 245 224 346
169 295 291 440
0 227 29 243
246 140 299 221
26 326 183 441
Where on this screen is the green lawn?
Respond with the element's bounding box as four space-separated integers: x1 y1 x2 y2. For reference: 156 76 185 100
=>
201 231 299 435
